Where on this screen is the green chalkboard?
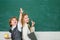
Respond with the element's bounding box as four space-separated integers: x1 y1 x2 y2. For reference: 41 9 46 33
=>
0 0 60 31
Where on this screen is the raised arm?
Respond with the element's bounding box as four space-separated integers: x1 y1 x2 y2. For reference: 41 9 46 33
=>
19 8 23 22
18 8 23 32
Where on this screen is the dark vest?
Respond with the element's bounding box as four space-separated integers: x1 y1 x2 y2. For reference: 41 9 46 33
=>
9 26 22 40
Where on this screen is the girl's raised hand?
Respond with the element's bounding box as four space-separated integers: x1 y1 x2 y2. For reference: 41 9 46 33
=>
30 21 35 32
31 21 35 27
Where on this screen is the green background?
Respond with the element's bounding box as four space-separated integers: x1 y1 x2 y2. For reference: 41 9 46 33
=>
0 0 60 31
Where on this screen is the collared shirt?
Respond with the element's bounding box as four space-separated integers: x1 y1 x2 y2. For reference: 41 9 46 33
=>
11 25 16 31
22 23 31 40
17 21 22 32
11 21 22 32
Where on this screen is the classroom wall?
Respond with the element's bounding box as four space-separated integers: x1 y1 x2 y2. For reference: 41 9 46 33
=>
0 31 60 40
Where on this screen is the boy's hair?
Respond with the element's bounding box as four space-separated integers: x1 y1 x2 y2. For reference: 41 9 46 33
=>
9 17 18 27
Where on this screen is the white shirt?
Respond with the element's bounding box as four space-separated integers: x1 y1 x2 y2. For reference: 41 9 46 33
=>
17 21 22 32
11 21 22 32
11 21 35 40
11 26 16 30
22 23 31 40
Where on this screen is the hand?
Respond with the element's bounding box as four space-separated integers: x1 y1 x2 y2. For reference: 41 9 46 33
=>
20 8 23 13
31 20 35 27
19 8 23 23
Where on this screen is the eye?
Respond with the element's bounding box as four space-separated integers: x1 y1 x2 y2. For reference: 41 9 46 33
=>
25 18 27 19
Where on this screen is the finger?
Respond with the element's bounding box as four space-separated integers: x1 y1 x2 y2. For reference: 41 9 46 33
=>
20 8 23 13
31 21 35 24
20 8 22 9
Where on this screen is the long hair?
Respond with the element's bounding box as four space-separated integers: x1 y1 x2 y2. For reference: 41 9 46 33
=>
21 13 28 27
21 13 32 31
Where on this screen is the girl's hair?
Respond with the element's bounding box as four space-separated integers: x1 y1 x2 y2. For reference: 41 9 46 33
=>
21 13 28 26
9 17 18 27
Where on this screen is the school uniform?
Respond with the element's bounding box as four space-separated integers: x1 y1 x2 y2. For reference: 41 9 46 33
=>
9 22 22 40
22 23 37 40
28 27 37 40
22 23 31 40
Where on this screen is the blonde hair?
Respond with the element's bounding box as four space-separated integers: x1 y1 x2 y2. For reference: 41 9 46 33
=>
21 13 32 31
21 13 28 27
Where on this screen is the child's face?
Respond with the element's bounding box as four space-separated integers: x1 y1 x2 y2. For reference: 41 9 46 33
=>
23 15 29 23
10 18 18 26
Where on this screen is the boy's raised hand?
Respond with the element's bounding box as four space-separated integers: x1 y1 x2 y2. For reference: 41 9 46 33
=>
19 8 23 22
20 8 23 13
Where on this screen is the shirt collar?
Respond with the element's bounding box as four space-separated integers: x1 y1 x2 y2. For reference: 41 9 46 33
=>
11 25 16 30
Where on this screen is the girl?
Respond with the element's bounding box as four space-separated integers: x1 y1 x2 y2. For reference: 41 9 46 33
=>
20 8 37 40
9 8 23 40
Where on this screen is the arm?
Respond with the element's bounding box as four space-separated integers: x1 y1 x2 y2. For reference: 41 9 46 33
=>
18 8 23 32
19 8 23 22
30 21 35 32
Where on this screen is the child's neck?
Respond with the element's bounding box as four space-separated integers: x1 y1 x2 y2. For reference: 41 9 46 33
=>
11 25 16 30
12 25 16 27
24 23 27 24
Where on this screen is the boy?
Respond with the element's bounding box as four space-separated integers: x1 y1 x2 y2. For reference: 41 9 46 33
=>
9 8 23 40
